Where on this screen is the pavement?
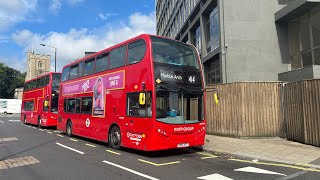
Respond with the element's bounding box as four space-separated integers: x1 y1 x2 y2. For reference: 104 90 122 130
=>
203 134 320 169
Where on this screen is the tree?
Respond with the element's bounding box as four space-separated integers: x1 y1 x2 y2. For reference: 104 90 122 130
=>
0 63 26 98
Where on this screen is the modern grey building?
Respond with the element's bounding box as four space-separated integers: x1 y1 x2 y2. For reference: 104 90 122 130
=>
156 0 320 84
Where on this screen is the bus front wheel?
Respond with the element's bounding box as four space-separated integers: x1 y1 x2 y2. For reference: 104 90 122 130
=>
66 121 72 137
24 115 27 124
109 126 121 150
38 117 42 128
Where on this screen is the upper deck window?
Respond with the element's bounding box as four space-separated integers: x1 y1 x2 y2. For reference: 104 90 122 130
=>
84 58 95 76
62 67 70 81
96 53 109 72
151 36 199 69
128 40 146 64
78 61 84 77
69 64 78 80
110 46 126 69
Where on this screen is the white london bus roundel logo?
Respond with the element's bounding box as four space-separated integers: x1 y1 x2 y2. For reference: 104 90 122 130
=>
85 118 90 127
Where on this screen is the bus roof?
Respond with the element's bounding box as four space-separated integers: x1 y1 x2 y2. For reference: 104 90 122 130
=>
61 34 191 70
24 72 61 83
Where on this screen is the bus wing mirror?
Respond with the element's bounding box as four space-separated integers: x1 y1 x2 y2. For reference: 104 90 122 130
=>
139 93 146 105
44 100 49 107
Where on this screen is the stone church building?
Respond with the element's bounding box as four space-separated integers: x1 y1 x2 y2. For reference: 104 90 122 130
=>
25 51 51 81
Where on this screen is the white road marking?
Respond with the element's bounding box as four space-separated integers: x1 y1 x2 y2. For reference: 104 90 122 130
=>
54 131 61 133
0 120 4 123
38 129 44 131
234 166 286 176
197 173 233 180
56 142 84 154
56 134 63 137
102 160 159 180
69 138 78 142
47 131 52 134
9 120 20 122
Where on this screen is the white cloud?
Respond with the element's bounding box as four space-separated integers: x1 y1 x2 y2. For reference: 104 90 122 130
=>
0 0 38 31
49 0 85 14
49 0 62 15
67 0 85 5
98 13 118 20
11 12 156 72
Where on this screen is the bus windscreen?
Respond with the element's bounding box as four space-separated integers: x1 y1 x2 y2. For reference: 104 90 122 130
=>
51 74 60 112
151 36 199 69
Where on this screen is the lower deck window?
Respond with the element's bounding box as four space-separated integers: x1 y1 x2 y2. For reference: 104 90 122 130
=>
24 101 34 111
64 97 93 114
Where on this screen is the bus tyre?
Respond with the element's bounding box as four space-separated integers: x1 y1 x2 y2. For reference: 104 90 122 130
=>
38 117 42 128
109 126 121 150
66 121 72 137
24 116 27 124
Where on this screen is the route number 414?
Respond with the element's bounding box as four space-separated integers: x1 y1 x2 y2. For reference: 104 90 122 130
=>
189 76 195 83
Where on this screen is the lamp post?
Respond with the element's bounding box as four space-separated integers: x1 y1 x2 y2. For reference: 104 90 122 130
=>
40 43 57 72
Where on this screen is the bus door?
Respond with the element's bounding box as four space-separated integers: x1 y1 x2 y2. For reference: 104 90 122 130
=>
91 91 108 141
77 97 93 136
125 92 152 148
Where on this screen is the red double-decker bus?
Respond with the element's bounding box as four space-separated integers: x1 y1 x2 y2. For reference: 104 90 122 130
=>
57 34 206 151
21 72 61 127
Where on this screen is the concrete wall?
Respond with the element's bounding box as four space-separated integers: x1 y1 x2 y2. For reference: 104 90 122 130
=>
278 66 313 82
279 65 320 82
221 0 288 83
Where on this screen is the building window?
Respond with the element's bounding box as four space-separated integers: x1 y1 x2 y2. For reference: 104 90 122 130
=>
38 61 42 68
205 57 221 84
206 6 220 52
193 25 202 56
181 4 185 26
288 6 320 69
185 0 189 18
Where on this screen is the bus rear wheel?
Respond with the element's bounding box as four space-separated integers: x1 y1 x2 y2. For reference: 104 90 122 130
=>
66 121 72 137
109 126 121 150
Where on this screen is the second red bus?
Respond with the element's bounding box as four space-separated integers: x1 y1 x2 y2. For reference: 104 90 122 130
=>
21 72 61 127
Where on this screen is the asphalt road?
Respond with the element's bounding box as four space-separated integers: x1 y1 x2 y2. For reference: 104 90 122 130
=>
1 114 320 180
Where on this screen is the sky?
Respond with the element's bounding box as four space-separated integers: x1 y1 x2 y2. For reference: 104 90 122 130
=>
0 0 156 72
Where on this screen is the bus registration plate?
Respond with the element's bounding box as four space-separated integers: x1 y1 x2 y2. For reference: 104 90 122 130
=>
177 143 189 148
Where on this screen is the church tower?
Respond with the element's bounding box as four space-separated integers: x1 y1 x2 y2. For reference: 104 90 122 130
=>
25 51 51 81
